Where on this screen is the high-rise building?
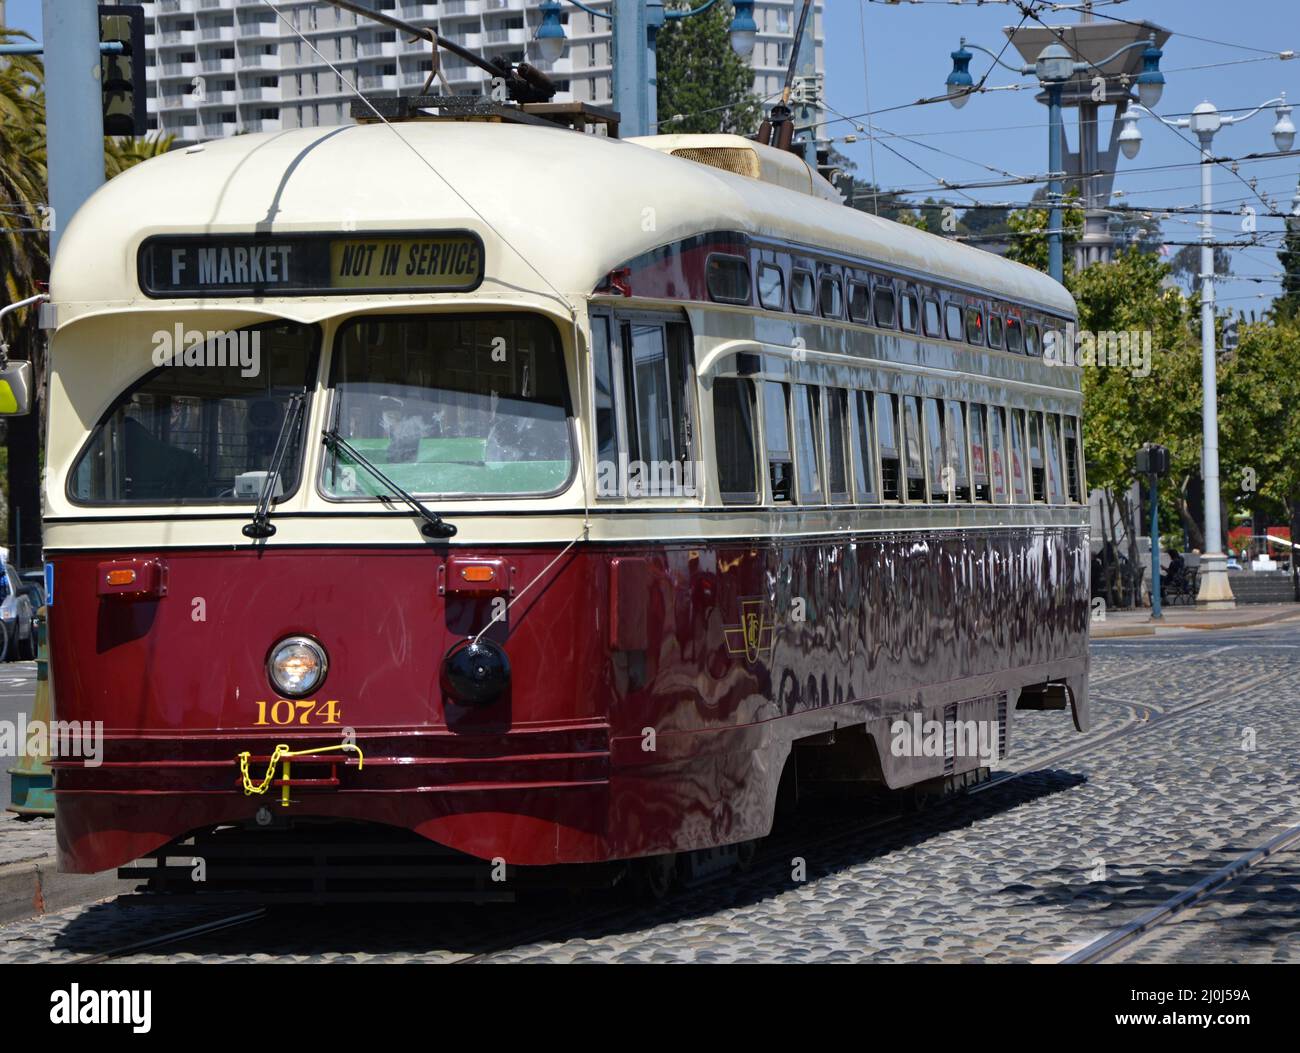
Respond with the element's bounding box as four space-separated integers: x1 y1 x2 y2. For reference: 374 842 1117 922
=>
140 1 823 142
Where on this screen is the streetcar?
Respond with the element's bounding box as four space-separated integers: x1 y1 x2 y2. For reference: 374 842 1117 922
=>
29 115 1088 897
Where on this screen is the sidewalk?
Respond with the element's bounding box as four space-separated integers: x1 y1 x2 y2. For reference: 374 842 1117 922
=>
1091 602 1300 638
0 812 133 924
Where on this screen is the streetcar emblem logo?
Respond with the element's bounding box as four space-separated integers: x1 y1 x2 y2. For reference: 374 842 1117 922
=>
724 599 776 663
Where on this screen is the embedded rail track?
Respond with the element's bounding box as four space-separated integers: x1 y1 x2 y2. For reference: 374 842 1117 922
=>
1059 822 1300 964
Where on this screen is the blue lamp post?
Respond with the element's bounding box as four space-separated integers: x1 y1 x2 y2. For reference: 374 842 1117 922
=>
945 35 1163 284
535 0 757 138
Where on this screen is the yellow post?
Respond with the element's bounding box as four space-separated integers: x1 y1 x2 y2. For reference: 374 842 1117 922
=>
6 607 54 816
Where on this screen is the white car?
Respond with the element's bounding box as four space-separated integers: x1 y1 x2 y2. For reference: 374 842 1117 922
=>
0 562 36 661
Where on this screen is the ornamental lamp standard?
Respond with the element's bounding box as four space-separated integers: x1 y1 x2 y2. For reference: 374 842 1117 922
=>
533 1 760 135
944 34 1163 283
1119 92 1294 608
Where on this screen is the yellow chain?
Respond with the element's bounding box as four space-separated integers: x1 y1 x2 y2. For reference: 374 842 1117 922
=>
237 742 364 797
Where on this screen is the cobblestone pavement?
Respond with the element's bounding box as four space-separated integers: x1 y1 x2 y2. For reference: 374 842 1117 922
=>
1 625 1297 963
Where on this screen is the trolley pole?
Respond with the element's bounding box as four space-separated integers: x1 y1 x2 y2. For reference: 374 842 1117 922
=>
42 0 106 257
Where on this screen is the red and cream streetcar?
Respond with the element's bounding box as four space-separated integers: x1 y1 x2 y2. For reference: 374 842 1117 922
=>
33 107 1088 895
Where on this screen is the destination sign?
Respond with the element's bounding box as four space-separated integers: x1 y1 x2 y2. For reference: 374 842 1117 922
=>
138 231 485 297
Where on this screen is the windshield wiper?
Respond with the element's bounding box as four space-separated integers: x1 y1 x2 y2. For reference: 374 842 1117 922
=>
242 392 307 540
321 428 457 539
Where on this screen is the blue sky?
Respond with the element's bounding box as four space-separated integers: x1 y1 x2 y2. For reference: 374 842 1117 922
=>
7 0 1297 308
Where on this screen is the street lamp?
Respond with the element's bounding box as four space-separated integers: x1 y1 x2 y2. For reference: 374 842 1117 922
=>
945 34 1163 283
532 1 758 137
1119 92 1293 608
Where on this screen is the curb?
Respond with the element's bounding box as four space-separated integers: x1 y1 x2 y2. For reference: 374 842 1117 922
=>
1091 607 1300 639
0 855 136 925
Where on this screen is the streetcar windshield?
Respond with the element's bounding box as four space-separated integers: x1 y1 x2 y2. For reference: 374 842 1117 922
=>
69 322 319 505
322 314 573 499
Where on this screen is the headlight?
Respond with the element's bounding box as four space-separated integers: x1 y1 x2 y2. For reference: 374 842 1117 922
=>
267 636 328 698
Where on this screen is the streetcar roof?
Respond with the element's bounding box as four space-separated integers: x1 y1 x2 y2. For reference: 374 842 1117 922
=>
50 121 1076 321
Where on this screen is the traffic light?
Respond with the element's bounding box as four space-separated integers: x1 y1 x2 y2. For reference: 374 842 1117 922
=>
99 4 146 137
1135 443 1170 478
1221 318 1240 354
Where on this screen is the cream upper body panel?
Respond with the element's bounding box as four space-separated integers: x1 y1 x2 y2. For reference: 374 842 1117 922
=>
48 122 1075 322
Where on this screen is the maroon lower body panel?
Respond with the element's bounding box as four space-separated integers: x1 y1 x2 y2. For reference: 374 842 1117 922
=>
49 527 1088 873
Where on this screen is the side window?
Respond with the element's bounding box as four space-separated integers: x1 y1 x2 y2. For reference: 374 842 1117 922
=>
899 289 919 333
923 398 948 502
1026 410 1045 501
1005 316 1024 353
851 390 877 503
757 263 785 311
1007 408 1029 502
987 406 1008 503
1064 415 1082 503
987 313 1004 350
847 281 871 324
713 377 758 504
965 307 985 346
945 400 970 501
1044 412 1065 504
591 315 620 469
762 381 793 503
873 283 897 328
969 404 990 502
923 297 942 337
875 392 901 501
792 384 824 504
824 388 850 503
621 320 695 495
706 254 751 305
902 395 926 502
791 269 815 314
819 273 843 318
945 302 964 342
1026 323 1041 357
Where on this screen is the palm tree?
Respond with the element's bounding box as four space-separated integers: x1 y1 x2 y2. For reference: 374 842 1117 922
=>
0 32 48 310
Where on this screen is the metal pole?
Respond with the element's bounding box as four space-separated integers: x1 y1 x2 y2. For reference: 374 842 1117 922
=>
1195 130 1235 607
1149 473 1162 620
1047 82 1064 284
42 0 106 258
612 0 664 138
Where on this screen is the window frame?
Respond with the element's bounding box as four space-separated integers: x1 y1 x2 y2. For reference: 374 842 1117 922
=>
818 270 844 319
713 376 761 505
823 386 852 504
850 389 879 504
944 301 964 343
847 279 872 324
704 252 752 306
790 268 816 315
70 321 324 508
756 262 786 311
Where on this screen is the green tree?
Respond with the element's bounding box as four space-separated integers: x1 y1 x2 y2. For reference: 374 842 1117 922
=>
655 3 762 135
1004 187 1084 274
